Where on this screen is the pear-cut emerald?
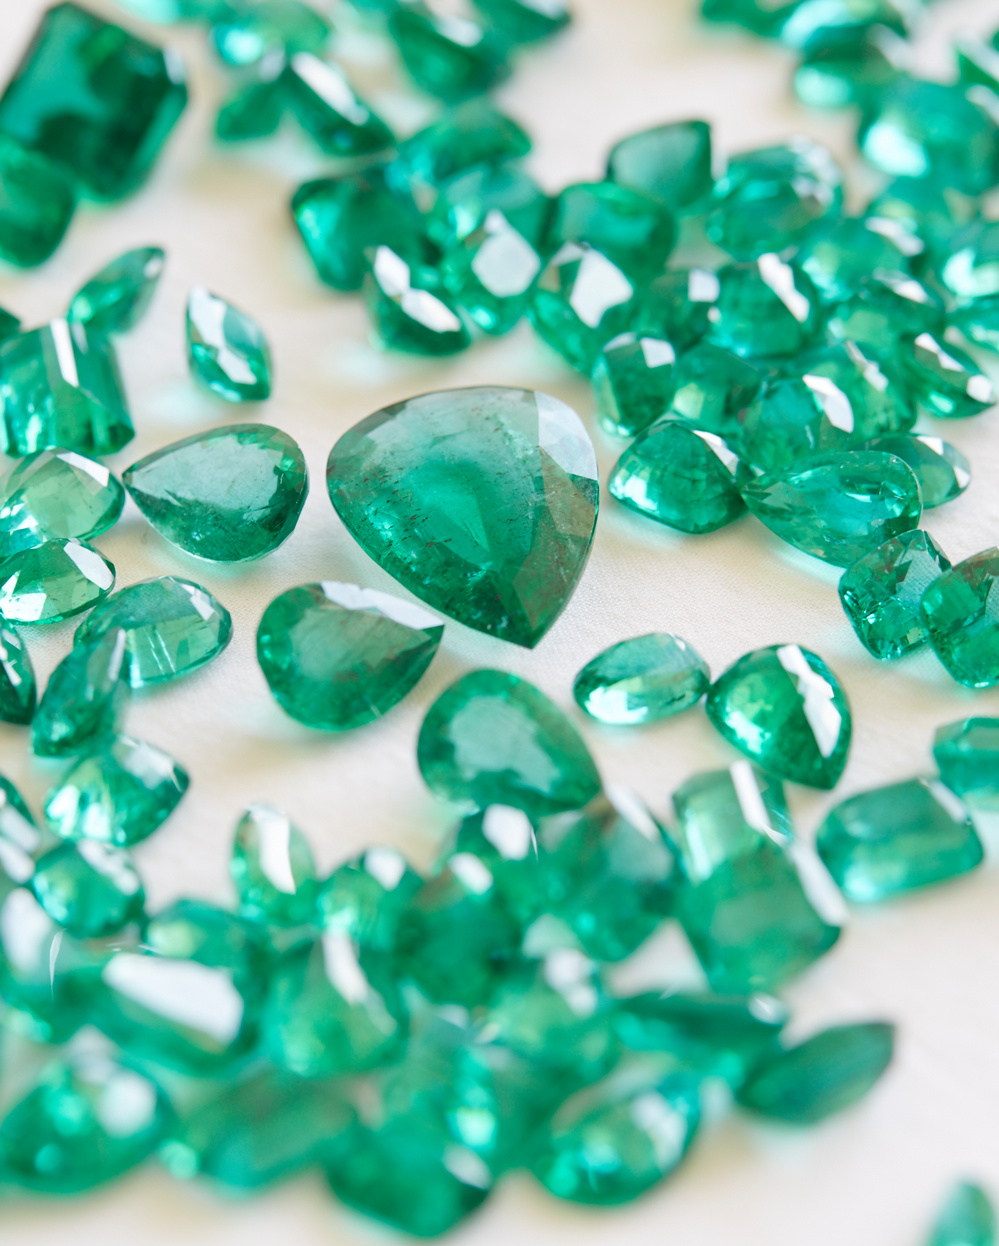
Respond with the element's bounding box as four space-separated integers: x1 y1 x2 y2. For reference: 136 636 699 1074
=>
862 434 969 508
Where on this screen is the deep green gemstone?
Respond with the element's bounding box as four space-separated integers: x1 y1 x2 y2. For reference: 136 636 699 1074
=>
706 645 852 788
639 267 719 350
32 628 128 758
530 243 638 372
827 270 945 356
796 216 909 304
0 2 188 200
934 717 999 809
438 805 544 926
547 182 676 282
736 1022 894 1123
0 306 20 343
283 53 394 156
866 176 977 257
67 247 165 337
0 624 35 724
418 669 601 817
921 550 999 689
388 6 509 102
741 451 922 567
216 76 285 142
950 295 999 354
327 386 598 647
927 1183 997 1246
0 448 126 559
0 136 75 267
957 36 999 92
472 0 570 42
739 375 858 473
319 845 422 953
706 255 822 358
186 287 271 402
665 341 763 438
788 340 915 437
0 319 134 457
573 633 709 725
30 839 143 937
610 420 745 534
210 0 330 65
839 529 950 660
390 99 530 190
365 246 471 355
231 804 318 927
793 24 903 109
897 332 996 419
700 0 797 39
44 733 189 846
257 581 443 731
935 220 999 301
591 332 676 438
426 163 550 251
75 575 232 687
607 119 713 212
0 538 115 625
441 209 542 335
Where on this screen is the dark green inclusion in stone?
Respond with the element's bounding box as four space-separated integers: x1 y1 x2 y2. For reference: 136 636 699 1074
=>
283 53 395 157
387 6 510 103
32 628 128 758
934 717 999 809
546 182 676 281
607 119 714 212
327 386 598 647
0 624 35 724
921 549 999 689
0 136 76 267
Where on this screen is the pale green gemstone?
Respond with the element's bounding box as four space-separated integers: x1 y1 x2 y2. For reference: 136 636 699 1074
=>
573 634 709 724
67 247 165 337
0 538 115 624
934 717 999 809
186 287 272 402
231 803 318 927
0 448 125 559
30 838 144 938
926 1181 997 1246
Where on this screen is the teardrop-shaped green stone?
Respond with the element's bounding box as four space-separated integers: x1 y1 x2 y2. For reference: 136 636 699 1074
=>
32 628 129 758
0 538 115 625
283 53 394 156
0 623 35 724
231 803 318 927
0 448 125 558
365 246 471 355
186 287 272 402
927 1182 997 1246
388 6 510 102
67 247 165 337
30 838 144 937
573 633 709 725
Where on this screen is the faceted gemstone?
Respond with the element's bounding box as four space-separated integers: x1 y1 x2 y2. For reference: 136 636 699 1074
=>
387 6 509 102
927 1182 997 1246
921 550 999 689
706 645 852 788
897 332 996 419
257 581 443 730
793 24 903 109
736 1022 895 1122
0 2 188 200
934 718 999 809
0 539 115 625
44 734 189 846
610 420 745 534
389 99 530 191
32 629 128 758
0 1055 170 1194
74 575 232 687
788 340 915 438
606 119 713 213
441 209 542 335
0 773 36 830
0 624 35 724
210 0 330 65
144 898 268 976
665 342 764 438
231 804 317 928
951 296 999 354
472 0 570 42
67 247 165 337
936 220 999 301
30 839 144 937
438 806 544 926
707 139 843 259
426 163 550 252
740 451 923 567
529 242 637 372
573 633 709 725
0 306 20 343
706 255 822 359
839 529 950 660
776 0 910 48
739 375 858 473
365 245 470 355
866 176 977 257
639 267 719 351
327 386 598 647
186 287 271 403
0 449 125 560
700 0 798 38
418 669 601 817
0 136 75 266
591 332 677 438
0 320 134 457
827 271 945 356
319 846 423 955
796 216 909 304
283 53 394 156
546 182 676 282
216 75 285 142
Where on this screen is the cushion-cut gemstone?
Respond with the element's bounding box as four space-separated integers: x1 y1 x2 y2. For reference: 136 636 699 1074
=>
665 341 764 438
186 287 271 402
418 669 601 817
441 209 542 335
0 2 188 200
926 1182 997 1246
257 581 443 730
472 0 571 42
839 529 950 659
707 255 822 358
640 267 719 350
793 23 903 109
30 839 143 937
438 805 544 926
327 386 598 647
591 332 676 438
796 215 910 303
210 0 330 65
606 119 713 212
739 374 859 473
388 6 509 102
425 163 549 252
0 136 76 267
950 295 999 354
706 645 852 788
231 804 317 927
934 717 999 809
789 340 915 438
547 182 676 281
0 538 115 625
529 242 637 372
921 549 999 688
0 623 35 724
897 331 996 419
0 448 125 559
937 219 999 301
67 246 165 337
389 99 530 190
283 53 394 156
827 270 945 356
32 628 128 758
573 633 709 725
365 245 471 355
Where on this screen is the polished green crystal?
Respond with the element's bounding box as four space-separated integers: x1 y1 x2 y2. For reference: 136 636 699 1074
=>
186 287 271 402
283 53 394 156
365 245 471 355
706 645 852 788
0 624 35 724
934 717 999 809
573 633 709 725
866 177 976 257
951 295 999 354
827 271 945 356
0 449 125 559
216 75 285 142
739 375 858 473
44 733 189 846
32 628 128 758
927 1182 997 1246
441 209 542 334
0 538 115 625
793 24 903 109
777 0 910 47
610 420 745 534
897 332 996 419
0 136 75 266
210 0 330 65
547 182 676 282
591 333 676 438
0 2 188 200
473 0 570 42
438 805 543 926
529 242 637 372
231 804 318 927
921 550 999 689
706 255 821 358
418 669 601 817
736 1022 894 1122
257 581 443 731
839 529 950 660
935 220 999 301
796 216 909 304
31 839 144 937
67 247 165 337
665 341 763 438
607 120 713 212
0 306 20 343
789 340 915 438
426 163 549 252
388 6 509 102
640 267 719 350
327 386 598 647
390 99 530 190
319 845 423 954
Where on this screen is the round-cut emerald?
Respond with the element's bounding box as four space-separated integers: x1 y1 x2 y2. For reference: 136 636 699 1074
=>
30 839 144 937
231 804 318 927
591 332 677 439
921 549 999 688
67 247 165 337
0 448 125 560
606 119 714 213
32 628 129 758
186 287 271 402
897 331 996 419
282 53 394 156
573 633 709 725
934 717 999 809
0 623 35 724
547 181 677 282
707 255 822 358
529 242 637 372
0 538 115 625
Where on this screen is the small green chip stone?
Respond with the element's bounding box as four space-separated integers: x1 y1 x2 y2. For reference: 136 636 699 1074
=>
573 633 709 725
210 0 330 66
926 1182 997 1246
921 550 999 689
0 538 115 625
863 434 970 509
186 287 272 402
665 341 763 438
0 624 35 725
365 245 471 356
388 6 510 102
529 242 637 372
0 448 126 559
897 332 997 419
31 839 144 937
591 332 677 438
0 136 76 267
707 255 822 359
934 718 999 809
441 210 542 335
547 181 677 282
67 247 165 337
32 628 129 758
472 0 571 43
231 804 318 927
283 53 394 156
607 119 713 212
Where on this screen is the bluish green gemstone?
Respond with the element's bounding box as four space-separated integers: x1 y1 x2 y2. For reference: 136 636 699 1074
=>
796 216 910 303
0 624 35 724
777 0 910 48
790 340 915 436
216 74 285 142
187 287 272 402
389 99 530 191
957 36 999 92
897 332 996 419
573 633 709 725
934 717 999 809
706 255 822 358
0 135 76 266
144 898 269 979
441 209 543 335
319 845 423 954
547 181 677 282
67 247 165 337
472 0 571 43
365 246 471 355
0 448 125 558
438 805 544 927
591 332 677 438
793 24 904 109
0 538 115 625
231 804 318 927
866 177 977 257
926 1182 997 1246
114 0 224 19
827 271 945 355
529 242 638 372
700 0 798 39
210 0 330 65
388 6 510 102
426 163 550 252
921 549 999 689
739 375 858 472
32 628 128 758
938 223 999 314
639 267 719 350
607 119 714 212
283 53 394 156
0 772 36 829
665 342 764 438
862 434 969 509
950 295 999 354
30 838 143 937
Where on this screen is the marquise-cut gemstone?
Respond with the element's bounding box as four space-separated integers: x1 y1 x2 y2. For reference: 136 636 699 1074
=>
665 342 763 438
862 434 970 508
547 182 676 282
30 839 144 937
186 288 271 402
472 0 571 42
365 245 470 355
934 717 999 809
897 332 996 419
0 624 35 725
283 53 394 156
387 6 509 102
921 550 999 688
591 332 676 438
706 645 852 788
796 216 909 303
706 255 822 358
32 628 128 758
606 119 713 212
231 804 318 927
927 1182 997 1246
327 386 598 647
389 99 530 190
529 242 637 372
67 247 165 337
441 209 542 335
827 271 945 356
950 295 999 354
210 0 330 65
640 267 718 350
0 450 124 561
0 539 115 625
0 136 76 267
573 633 709 725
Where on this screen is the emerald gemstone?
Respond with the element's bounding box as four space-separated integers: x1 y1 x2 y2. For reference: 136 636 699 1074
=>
0 538 115 625
573 633 709 725
210 0 330 65
441 209 543 335
921 550 999 688
640 267 719 350
425 164 549 252
789 340 915 437
0 2 188 200
897 331 996 419
283 53 394 156
0 136 75 267
67 247 165 337
706 255 821 358
365 245 471 355
115 0 222 18
319 846 422 952
707 139 843 259
839 529 950 660
816 777 982 901
30 839 144 937
610 420 745 534
950 295 999 354
390 99 530 190
438 805 544 926
591 332 676 438
928 1184 997 1246
472 0 570 42
777 0 910 48
186 287 271 402
257 581 443 730
706 645 852 788
827 271 945 356
0 319 134 457
529 242 637 372
0 773 36 828
123 424 307 562
44 733 189 846
866 176 976 256
957 36 999 92
793 24 903 109
0 305 20 342
547 181 677 281
0 1055 169 1194
231 804 317 927
32 628 129 758
606 120 714 212
417 669 601 817
934 717 999 809
0 448 126 559
665 341 763 438
740 451 923 567
936 220 999 301
387 7 509 102
796 216 909 304
739 375 857 473
75 575 232 687
216 76 285 142
736 1022 894 1123
327 386 598 647
145 898 268 975
0 624 35 724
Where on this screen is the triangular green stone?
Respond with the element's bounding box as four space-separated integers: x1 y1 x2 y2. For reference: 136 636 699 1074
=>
32 627 129 758
186 288 272 403
0 448 125 559
0 623 35 724
67 247 165 337
0 538 115 625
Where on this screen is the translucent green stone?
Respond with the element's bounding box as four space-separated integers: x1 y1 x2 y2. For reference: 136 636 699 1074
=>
327 386 598 647
665 341 764 438
776 0 910 48
0 1055 170 1194
789 340 915 437
899 332 996 419
827 270 945 356
216 76 285 142
706 646 852 788
547 182 676 282
283 53 394 156
75 575 232 687
438 805 543 926
365 245 471 355
934 717 999 809
210 0 330 65
0 2 188 200
418 669 601 817
700 0 797 38
935 220 999 301
472 0 570 42
736 1022 894 1122
0 305 20 343
529 242 637 372
573 633 709 725
796 216 909 304
67 247 165 337
388 6 509 102
32 629 128 758
30 839 144 937
607 119 713 213
441 210 542 335
793 24 903 109
389 99 530 191
706 255 822 359
741 451 922 567
115 0 222 18
0 624 35 724
927 1182 997 1246
257 581 443 731
950 295 999 354
591 332 676 438
610 420 745 534
0 772 36 829
426 163 549 252
231 804 318 927
318 845 422 953
957 36 999 92
145 898 268 974
186 287 271 402
0 320 134 457
0 448 125 559
639 267 719 350
0 136 75 266
739 375 858 473
0 538 115 625
866 177 976 257
921 550 999 688
44 733 189 846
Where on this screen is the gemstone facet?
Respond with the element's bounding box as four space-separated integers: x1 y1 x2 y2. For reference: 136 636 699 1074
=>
862 434 970 509
607 119 713 212
0 449 125 559
926 1182 997 1246
529 243 637 372
283 53 394 156
934 718 999 809
31 839 144 937
921 550 999 688
68 247 165 337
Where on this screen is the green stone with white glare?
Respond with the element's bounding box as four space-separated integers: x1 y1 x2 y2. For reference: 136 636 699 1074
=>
897 332 997 419
927 1182 997 1246
573 633 709 725
866 177 977 257
665 342 764 438
546 182 677 282
827 271 945 356
441 210 543 335
936 220 999 301
0 624 35 724
640 267 719 350
793 24 903 109
0 539 115 625
950 295 999 354
957 35 999 91
529 242 637 372
32 628 128 758
790 340 915 438
365 246 471 356
67 247 165 337
920 549 999 689
0 448 125 559
318 846 423 954
706 256 822 359
796 216 909 304
231 804 318 927
387 6 510 102
426 163 550 252
187 288 271 402
30 839 144 937
282 53 394 156
739 375 859 473
591 333 676 438
210 1 330 66
607 119 713 212
0 136 76 267
934 717 999 809
438 805 543 926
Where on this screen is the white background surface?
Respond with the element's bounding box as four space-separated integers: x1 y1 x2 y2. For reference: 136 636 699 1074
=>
2 0 999 1241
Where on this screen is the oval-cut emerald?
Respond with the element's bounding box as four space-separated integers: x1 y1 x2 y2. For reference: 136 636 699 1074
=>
573 633 709 725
